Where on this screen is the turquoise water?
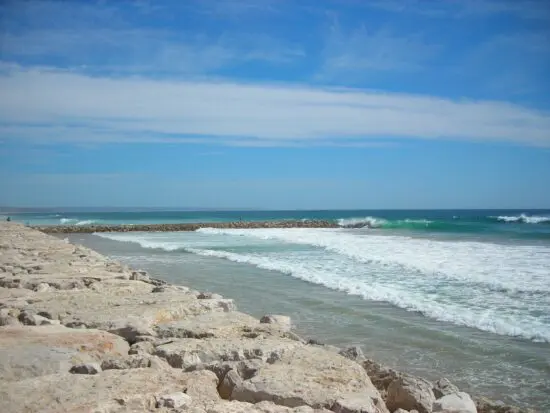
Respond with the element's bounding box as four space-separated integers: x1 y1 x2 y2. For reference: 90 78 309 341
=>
7 209 550 241
12 209 549 409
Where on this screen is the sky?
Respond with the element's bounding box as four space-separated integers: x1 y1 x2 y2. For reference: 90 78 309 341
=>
0 0 549 209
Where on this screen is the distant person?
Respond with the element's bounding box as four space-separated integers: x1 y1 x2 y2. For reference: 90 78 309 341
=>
6 217 10 222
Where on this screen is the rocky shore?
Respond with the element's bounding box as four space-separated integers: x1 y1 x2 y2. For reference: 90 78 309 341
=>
0 222 535 412
34 220 339 234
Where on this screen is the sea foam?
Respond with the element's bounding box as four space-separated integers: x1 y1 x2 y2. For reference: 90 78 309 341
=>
96 228 550 342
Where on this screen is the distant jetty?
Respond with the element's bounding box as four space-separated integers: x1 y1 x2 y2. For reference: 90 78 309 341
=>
34 219 339 233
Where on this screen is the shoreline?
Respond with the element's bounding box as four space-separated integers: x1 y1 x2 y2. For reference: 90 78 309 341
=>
0 222 535 412
33 219 339 233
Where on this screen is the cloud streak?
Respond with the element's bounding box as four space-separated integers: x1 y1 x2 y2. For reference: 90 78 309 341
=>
0 65 548 147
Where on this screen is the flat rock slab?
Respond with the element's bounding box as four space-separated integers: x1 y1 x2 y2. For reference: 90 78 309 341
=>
5 284 235 333
208 400 334 412
228 345 389 412
0 368 220 413
154 337 301 370
0 325 129 381
155 311 291 341
155 311 260 339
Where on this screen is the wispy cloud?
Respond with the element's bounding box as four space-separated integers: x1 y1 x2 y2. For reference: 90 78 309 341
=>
458 31 550 98
0 0 303 75
0 65 548 147
364 0 550 20
317 22 438 80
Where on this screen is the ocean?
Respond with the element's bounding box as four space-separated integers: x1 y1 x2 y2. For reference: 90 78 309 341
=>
7 209 550 410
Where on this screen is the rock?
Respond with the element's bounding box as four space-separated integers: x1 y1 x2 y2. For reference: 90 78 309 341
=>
361 359 402 395
219 369 243 399
130 270 150 282
207 400 331 412
129 340 156 355
154 337 299 370
332 393 389 413
0 308 20 326
155 311 264 340
69 362 102 374
156 391 192 408
433 378 460 399
339 346 365 362
0 368 220 413
0 325 129 381
260 314 292 332
108 317 157 344
34 282 51 292
18 311 60 326
386 375 435 413
394 409 410 413
100 354 153 370
198 291 223 299
433 392 477 413
9 281 236 333
474 397 533 413
226 345 387 411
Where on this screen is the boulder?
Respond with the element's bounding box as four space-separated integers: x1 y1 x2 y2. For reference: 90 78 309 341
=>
156 392 192 408
129 340 156 355
0 368 220 413
6 281 235 334
0 325 129 381
260 314 292 332
226 345 388 412
154 337 299 370
338 346 365 362
100 354 154 370
332 393 389 413
386 375 436 413
155 311 260 339
433 378 460 399
207 400 333 412
198 291 224 299
362 359 402 395
108 317 157 344
433 392 477 413
69 362 102 374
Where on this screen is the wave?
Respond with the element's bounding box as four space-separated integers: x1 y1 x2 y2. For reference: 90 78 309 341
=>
336 216 467 232
489 214 550 224
337 216 389 228
96 229 550 342
186 247 550 343
95 230 550 342
60 218 97 226
60 218 77 224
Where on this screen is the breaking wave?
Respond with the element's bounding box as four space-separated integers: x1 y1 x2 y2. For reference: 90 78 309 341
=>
489 214 550 224
60 218 97 226
95 228 550 342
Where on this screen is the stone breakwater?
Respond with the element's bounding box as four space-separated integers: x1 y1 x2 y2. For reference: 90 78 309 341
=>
35 220 339 234
0 222 535 413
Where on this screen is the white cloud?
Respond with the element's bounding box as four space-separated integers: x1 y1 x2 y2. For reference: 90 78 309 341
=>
0 65 549 147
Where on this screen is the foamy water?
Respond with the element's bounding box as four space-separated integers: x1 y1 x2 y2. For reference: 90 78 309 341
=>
96 228 550 342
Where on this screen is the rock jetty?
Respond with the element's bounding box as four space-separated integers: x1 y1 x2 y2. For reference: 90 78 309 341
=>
35 219 339 234
0 222 536 412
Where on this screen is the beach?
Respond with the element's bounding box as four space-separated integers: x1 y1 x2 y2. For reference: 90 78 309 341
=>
0 220 539 412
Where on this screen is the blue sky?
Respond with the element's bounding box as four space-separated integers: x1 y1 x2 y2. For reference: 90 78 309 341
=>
0 0 549 209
